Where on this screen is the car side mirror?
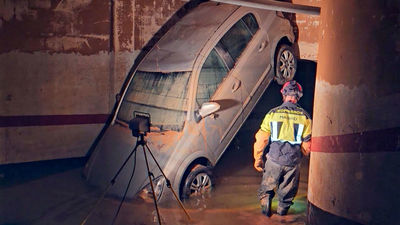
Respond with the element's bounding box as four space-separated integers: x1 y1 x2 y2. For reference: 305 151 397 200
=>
195 102 220 122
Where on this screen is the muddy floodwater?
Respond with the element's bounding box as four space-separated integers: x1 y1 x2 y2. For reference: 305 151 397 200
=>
0 155 309 225
92 145 310 225
0 109 310 225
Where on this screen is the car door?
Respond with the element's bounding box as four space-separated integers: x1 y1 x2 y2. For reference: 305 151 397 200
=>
230 11 274 111
195 13 263 159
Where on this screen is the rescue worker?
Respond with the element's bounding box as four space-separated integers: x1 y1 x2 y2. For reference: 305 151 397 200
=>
253 80 311 217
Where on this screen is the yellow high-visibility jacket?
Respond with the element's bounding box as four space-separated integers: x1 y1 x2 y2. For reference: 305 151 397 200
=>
254 101 311 167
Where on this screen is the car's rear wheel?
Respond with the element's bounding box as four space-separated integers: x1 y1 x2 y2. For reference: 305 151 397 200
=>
181 165 213 199
275 44 297 85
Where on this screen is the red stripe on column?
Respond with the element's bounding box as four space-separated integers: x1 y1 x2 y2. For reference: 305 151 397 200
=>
0 114 110 127
312 127 400 153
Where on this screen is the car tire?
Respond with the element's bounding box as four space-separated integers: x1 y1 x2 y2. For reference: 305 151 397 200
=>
181 165 214 199
275 44 297 85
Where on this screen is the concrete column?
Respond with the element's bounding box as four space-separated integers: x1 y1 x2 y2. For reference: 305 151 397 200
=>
308 0 400 224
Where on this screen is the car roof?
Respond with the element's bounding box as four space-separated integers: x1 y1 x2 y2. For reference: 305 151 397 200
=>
138 2 239 73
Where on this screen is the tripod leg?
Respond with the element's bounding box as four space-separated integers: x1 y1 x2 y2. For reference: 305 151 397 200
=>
110 147 138 225
80 144 139 225
143 145 162 225
144 144 192 222
110 143 139 184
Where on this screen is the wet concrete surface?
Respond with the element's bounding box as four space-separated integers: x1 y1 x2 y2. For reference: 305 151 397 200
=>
0 60 316 225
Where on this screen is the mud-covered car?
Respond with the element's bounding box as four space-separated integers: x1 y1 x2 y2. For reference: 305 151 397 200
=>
85 1 297 202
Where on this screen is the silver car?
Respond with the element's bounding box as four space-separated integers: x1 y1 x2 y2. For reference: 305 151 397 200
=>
85 1 297 202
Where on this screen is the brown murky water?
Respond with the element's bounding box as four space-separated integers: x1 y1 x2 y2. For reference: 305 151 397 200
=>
0 104 310 225
82 126 309 225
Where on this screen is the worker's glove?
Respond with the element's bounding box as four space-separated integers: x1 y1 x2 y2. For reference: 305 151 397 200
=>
301 141 311 156
254 159 264 172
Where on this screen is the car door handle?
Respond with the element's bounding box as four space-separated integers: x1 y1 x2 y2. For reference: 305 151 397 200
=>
232 79 241 93
258 41 267 52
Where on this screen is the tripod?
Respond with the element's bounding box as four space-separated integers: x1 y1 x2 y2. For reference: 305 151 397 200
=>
81 133 191 225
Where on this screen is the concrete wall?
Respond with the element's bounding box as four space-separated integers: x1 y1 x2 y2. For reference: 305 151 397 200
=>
0 0 184 164
0 0 321 164
292 0 321 60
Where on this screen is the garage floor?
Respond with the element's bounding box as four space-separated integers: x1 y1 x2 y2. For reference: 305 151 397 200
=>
0 60 316 225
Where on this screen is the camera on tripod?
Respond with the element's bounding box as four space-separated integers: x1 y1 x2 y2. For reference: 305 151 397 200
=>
82 111 190 225
128 111 151 137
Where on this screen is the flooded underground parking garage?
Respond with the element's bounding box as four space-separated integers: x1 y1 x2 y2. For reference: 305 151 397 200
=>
1 0 399 225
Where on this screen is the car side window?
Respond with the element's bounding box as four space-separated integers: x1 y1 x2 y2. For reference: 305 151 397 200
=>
196 13 259 106
219 13 259 67
196 49 229 106
242 13 259 35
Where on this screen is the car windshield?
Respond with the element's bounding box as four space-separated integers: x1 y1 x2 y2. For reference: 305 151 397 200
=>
118 71 191 131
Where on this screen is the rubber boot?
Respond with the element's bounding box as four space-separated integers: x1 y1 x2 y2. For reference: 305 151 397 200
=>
277 207 289 216
260 197 272 217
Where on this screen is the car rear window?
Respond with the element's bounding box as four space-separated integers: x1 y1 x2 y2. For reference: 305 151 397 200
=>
118 71 190 131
